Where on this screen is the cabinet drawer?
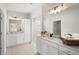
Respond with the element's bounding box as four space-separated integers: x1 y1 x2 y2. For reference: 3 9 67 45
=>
45 40 59 49
58 50 68 55
37 38 41 53
59 46 79 55
40 39 48 55
7 34 17 47
47 46 58 55
46 41 58 55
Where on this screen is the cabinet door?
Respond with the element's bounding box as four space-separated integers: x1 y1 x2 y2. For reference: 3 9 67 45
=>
24 20 31 43
7 34 17 47
17 33 24 44
59 45 79 55
36 37 41 53
69 51 79 55
40 39 59 55
40 39 48 55
58 50 68 55
47 42 58 55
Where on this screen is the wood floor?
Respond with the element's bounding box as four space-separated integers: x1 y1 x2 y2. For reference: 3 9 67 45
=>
6 43 37 55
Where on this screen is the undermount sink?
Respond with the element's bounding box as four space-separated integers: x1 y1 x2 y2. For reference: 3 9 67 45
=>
60 37 79 45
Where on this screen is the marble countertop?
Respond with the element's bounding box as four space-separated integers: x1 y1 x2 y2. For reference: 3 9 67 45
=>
38 36 79 52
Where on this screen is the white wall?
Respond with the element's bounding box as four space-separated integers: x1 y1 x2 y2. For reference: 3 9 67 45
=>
0 3 7 54
7 10 27 18
31 4 42 48
5 3 43 49
5 4 42 48
44 4 79 37
6 10 28 33
32 17 42 49
0 3 42 54
6 19 31 47
6 11 31 47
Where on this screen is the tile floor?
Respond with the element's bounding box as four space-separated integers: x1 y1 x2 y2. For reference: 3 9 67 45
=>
6 43 37 55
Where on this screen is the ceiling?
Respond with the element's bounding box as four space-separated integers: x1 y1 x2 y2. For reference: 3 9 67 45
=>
4 3 79 18
5 3 45 18
5 3 79 13
5 3 44 13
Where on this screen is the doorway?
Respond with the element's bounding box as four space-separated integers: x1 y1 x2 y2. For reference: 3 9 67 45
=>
53 20 61 37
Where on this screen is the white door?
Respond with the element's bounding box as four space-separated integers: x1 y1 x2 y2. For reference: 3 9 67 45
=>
24 19 31 43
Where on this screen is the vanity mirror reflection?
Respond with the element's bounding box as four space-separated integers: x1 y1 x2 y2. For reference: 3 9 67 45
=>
9 18 23 33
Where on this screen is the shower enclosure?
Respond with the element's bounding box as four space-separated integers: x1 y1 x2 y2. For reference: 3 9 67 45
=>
53 20 61 37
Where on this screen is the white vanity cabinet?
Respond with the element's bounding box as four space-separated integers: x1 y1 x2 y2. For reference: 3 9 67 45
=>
6 33 24 47
40 39 48 55
37 37 41 53
17 33 24 45
59 45 79 55
7 34 17 47
58 50 68 55
37 37 79 55
37 37 59 55
46 42 58 55
37 38 48 55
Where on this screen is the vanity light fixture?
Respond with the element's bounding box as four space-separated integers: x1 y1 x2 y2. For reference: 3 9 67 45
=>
10 16 21 20
48 3 67 14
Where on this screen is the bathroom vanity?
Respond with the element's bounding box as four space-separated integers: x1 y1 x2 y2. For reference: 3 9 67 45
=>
6 32 24 47
37 37 79 55
6 19 31 47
